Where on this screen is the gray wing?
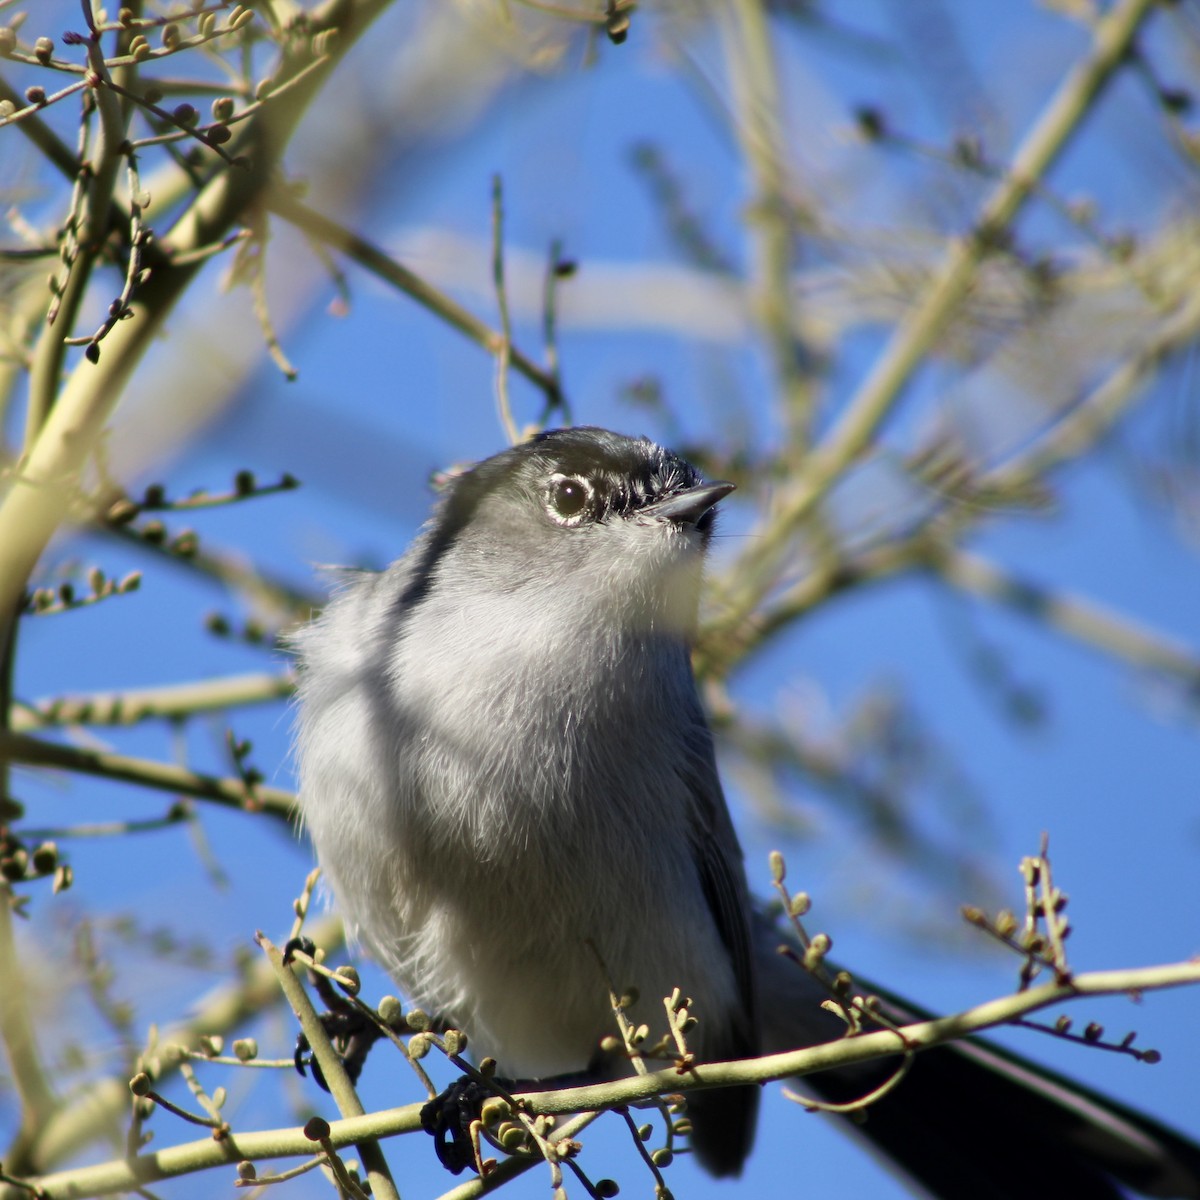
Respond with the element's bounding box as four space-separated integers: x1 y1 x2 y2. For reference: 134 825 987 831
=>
675 702 762 1177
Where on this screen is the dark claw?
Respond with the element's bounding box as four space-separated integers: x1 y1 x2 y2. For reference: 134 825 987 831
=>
293 1030 331 1091
282 935 317 966
288 949 380 1091
420 1077 495 1175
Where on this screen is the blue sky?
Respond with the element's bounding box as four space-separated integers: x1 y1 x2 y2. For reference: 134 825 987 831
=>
4 2 1200 1197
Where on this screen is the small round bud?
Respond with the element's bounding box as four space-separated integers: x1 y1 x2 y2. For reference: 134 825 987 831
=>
31 842 58 874
172 103 197 126
1 849 28 880
212 96 235 122
855 106 886 140
208 124 232 146
129 1072 153 1097
232 1038 258 1062
334 966 360 995
34 36 55 63
650 1148 673 1167
0 27 17 55
106 496 139 525
236 1161 256 1182
443 1029 465 1055
205 613 231 636
498 1122 526 1151
606 11 630 43
596 1180 619 1197
25 85 46 105
480 1097 511 1125
769 850 785 882
303 1116 330 1142
378 995 403 1027
161 23 180 49
407 1033 430 1059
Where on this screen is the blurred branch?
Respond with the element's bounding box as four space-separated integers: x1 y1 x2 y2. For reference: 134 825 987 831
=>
979 282 1200 498
931 547 1200 689
703 240 1200 679
0 0 395 661
0 731 295 819
102 521 321 621
0 886 58 1164
265 186 564 408
0 75 79 176
11 670 295 731
13 914 345 1176
721 0 815 448
713 705 989 889
716 0 1158 627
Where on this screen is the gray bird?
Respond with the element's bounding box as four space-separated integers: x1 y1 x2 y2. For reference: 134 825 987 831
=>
291 426 1200 1197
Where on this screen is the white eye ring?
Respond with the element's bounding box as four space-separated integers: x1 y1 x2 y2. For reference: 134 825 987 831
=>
545 473 595 526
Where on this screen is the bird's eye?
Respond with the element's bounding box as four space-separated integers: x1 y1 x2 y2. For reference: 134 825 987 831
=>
545 474 595 525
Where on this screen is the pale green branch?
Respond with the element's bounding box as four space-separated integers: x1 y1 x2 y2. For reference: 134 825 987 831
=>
721 0 815 446
0 730 295 818
716 0 1158 629
10 670 295 731
260 935 400 1200
17 955 1200 1199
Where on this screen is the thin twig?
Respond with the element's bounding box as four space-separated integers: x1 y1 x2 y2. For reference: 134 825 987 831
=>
265 186 563 406
490 174 518 445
